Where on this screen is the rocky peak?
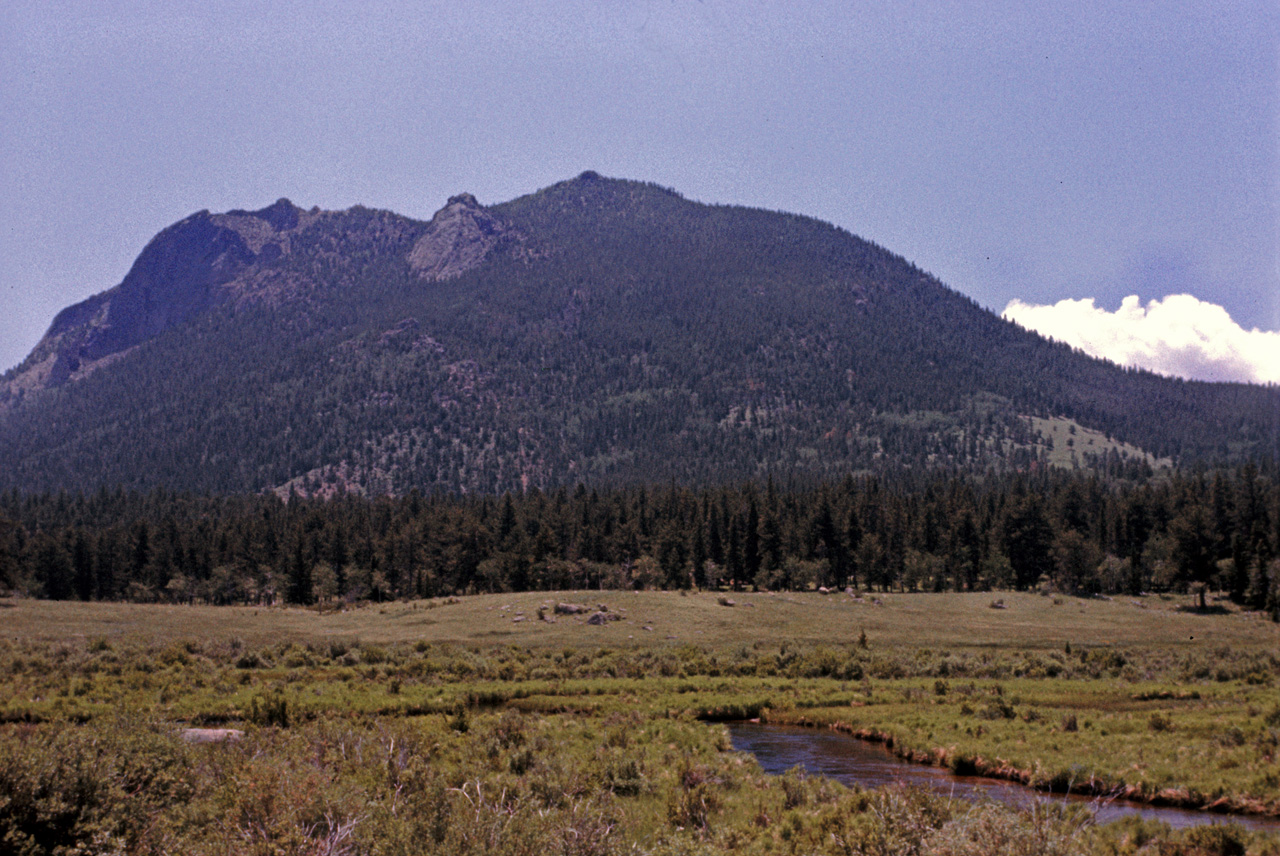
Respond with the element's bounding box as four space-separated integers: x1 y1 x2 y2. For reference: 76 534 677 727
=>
212 198 320 256
254 198 301 231
407 193 508 281
2 201 324 401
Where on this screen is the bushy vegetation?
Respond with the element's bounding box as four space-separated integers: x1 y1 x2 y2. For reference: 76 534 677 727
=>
3 624 1280 843
0 621 1274 829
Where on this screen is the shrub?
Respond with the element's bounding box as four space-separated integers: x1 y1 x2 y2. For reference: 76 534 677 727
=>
0 720 194 855
977 700 1016 720
1183 823 1247 856
668 782 718 832
247 692 289 727
948 754 979 776
235 651 266 669
1083 648 1127 676
603 757 644 796
924 802 1088 856
781 766 808 809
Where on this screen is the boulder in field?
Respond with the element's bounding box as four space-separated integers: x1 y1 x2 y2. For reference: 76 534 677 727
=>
180 728 244 744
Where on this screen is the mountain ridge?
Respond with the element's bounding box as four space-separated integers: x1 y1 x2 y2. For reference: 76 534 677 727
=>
1 173 1276 494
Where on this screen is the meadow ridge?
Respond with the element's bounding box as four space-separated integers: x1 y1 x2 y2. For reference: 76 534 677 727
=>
3 590 1276 651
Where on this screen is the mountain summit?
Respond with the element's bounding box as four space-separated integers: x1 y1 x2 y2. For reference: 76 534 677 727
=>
2 173 1275 494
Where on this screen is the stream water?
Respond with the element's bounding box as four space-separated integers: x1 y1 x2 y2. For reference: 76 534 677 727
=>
727 722 1280 831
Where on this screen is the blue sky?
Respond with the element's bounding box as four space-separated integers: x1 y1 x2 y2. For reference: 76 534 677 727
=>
3 1 1277 380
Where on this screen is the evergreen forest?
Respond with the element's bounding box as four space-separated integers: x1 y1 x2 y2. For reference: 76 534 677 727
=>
3 467 1278 618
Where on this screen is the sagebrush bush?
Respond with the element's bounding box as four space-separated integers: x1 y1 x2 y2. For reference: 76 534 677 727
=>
924 802 1090 856
0 719 194 855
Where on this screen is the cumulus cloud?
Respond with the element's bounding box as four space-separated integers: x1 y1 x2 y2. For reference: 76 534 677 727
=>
1002 294 1280 385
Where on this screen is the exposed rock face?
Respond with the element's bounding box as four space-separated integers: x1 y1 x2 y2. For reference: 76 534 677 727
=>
2 199 319 402
4 192 517 407
211 198 316 256
408 193 508 281
5 212 251 398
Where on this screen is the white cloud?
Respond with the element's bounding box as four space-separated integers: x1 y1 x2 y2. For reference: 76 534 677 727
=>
1002 294 1280 385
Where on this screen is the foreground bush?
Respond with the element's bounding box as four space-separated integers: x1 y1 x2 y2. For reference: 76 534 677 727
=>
4 711 1277 855
0 719 194 855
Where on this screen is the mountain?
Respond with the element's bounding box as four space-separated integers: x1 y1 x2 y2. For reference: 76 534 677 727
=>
2 172 1276 495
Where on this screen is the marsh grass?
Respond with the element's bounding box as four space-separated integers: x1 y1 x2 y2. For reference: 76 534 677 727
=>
2 592 1279 853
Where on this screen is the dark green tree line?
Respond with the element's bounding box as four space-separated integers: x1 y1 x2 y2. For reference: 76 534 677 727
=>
1 466 1278 617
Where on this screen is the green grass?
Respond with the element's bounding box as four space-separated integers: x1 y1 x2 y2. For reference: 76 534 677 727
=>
8 704 1271 856
2 592 1279 854
1026 416 1173 470
3 589 1273 651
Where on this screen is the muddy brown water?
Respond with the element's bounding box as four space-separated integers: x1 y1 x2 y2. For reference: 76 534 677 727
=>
727 722 1280 831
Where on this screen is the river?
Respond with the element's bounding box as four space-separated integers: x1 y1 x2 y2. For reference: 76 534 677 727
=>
727 722 1280 831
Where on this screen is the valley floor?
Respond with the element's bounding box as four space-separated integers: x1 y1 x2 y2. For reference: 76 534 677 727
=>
2 591 1278 854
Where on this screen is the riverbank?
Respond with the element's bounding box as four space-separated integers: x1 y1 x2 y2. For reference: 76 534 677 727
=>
727 721 1280 833
748 713 1280 822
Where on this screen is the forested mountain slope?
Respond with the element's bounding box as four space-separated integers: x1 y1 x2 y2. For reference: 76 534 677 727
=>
1 172 1275 494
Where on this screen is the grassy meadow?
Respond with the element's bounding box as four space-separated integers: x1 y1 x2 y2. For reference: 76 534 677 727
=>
5 588 1273 650
2 590 1279 855
1025 416 1173 470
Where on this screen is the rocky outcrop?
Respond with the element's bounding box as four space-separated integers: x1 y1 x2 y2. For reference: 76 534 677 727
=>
211 198 318 257
180 728 244 744
1 200 318 403
407 194 508 281
3 191 508 407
